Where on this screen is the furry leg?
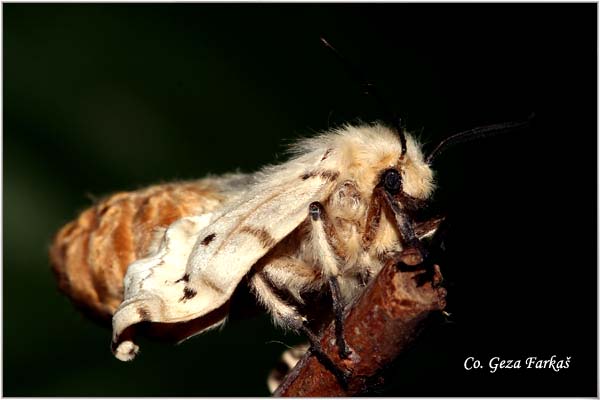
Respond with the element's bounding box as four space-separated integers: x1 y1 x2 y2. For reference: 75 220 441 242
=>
249 271 349 386
308 201 352 359
249 271 305 329
362 185 384 249
259 256 322 304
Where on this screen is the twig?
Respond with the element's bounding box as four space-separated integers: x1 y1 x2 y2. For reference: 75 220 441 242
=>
273 258 447 396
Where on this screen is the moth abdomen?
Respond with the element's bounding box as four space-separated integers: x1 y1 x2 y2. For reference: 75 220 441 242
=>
50 181 224 324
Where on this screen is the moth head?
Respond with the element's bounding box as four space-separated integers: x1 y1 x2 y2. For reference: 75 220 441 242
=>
310 123 435 202
379 114 534 203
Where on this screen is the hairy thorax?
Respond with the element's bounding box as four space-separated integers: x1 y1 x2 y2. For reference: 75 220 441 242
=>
275 177 405 306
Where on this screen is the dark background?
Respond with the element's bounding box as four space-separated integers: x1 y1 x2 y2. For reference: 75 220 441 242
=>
4 4 596 396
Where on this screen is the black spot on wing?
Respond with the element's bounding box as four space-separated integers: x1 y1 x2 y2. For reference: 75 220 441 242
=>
179 286 197 302
201 233 216 245
175 273 190 283
137 307 151 321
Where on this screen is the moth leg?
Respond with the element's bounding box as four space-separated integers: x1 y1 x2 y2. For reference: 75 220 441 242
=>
328 276 351 359
260 256 323 304
362 185 385 249
308 201 352 360
249 271 350 387
364 188 437 262
299 323 351 388
249 271 305 329
379 188 429 261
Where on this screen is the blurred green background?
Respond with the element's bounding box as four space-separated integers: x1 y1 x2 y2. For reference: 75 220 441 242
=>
4 3 596 397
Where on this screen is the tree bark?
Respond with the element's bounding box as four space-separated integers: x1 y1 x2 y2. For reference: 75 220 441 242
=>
273 256 447 397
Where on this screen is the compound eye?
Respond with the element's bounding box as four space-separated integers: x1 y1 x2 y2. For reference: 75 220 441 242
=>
382 169 401 193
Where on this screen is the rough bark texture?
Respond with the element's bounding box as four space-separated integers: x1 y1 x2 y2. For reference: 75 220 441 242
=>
273 257 447 397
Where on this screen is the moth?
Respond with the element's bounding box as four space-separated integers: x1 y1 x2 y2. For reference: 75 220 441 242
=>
50 115 530 369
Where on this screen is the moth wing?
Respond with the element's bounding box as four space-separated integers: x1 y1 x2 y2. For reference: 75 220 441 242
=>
112 163 339 360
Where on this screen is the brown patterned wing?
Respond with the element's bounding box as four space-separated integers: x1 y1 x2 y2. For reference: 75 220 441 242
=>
49 180 225 324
